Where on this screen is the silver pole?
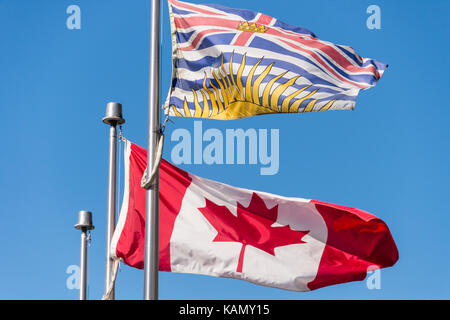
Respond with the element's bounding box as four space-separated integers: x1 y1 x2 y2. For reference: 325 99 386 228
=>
102 102 125 300
144 0 161 300
80 230 88 300
75 210 95 300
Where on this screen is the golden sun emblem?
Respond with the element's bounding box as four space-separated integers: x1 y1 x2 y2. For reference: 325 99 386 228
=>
171 52 335 120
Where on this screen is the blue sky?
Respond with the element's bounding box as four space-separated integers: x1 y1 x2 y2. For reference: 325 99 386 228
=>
0 0 449 299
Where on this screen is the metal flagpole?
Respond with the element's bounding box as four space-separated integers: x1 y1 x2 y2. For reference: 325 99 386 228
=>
75 210 95 300
102 102 125 300
144 0 161 300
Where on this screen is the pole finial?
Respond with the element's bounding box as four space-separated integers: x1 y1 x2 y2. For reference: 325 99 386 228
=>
103 102 125 125
75 210 95 231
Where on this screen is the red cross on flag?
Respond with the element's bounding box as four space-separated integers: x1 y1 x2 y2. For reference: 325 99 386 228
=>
110 140 398 291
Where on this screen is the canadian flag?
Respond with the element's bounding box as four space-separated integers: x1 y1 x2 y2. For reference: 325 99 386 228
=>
111 140 398 291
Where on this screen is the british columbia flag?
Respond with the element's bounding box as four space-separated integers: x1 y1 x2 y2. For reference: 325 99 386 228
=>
165 0 387 120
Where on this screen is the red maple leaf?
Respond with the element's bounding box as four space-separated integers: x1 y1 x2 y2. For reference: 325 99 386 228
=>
198 192 309 273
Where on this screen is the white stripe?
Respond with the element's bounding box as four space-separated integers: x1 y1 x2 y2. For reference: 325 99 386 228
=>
167 85 357 114
178 45 357 89
169 79 353 102
175 60 351 93
168 85 357 111
110 140 131 259
167 97 355 115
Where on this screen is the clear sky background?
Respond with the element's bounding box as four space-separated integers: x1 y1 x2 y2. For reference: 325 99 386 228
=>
0 0 449 300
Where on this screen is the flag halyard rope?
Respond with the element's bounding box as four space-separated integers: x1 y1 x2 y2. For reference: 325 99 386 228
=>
141 112 170 190
101 258 121 300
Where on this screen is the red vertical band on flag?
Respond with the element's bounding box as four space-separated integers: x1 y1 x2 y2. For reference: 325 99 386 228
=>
307 200 399 290
113 142 192 271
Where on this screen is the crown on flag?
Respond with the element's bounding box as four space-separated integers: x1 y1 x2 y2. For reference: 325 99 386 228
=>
237 21 268 33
